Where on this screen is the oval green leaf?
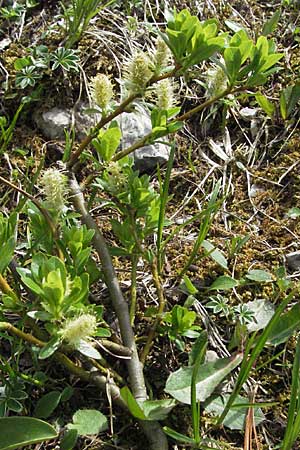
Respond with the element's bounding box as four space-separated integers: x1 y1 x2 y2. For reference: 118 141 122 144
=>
34 391 62 419
39 336 61 360
165 354 242 404
267 303 300 346
67 409 108 435
0 417 57 450
245 269 273 282
60 429 78 450
209 276 239 291
205 394 265 430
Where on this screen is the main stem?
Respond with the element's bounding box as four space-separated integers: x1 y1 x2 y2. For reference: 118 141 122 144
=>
68 173 168 449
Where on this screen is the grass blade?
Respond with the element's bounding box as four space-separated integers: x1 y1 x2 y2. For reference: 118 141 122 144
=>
156 141 176 273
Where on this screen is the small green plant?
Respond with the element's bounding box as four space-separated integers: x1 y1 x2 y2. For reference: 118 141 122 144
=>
159 305 201 351
15 45 79 89
0 3 25 20
226 234 250 259
0 376 28 415
60 0 116 48
0 0 38 21
280 83 300 119
206 295 255 325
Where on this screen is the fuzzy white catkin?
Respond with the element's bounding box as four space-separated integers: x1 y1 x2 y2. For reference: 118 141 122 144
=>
156 79 177 110
154 38 171 69
206 64 228 98
61 314 97 346
40 168 68 212
123 52 153 92
90 74 114 110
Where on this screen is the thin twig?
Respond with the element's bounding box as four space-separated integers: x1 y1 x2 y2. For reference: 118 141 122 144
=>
130 254 138 326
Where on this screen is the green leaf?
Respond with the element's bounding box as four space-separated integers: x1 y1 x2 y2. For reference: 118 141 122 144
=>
262 10 281 36
34 391 61 419
167 120 183 134
163 426 196 444
182 275 199 295
27 311 52 321
245 299 275 333
38 336 61 360
255 93 275 117
247 72 268 86
280 89 288 120
139 399 177 420
60 386 74 403
17 270 43 296
224 47 241 84
0 417 57 450
189 331 208 366
60 429 78 450
92 125 122 162
14 57 31 70
280 84 300 119
205 394 265 430
120 387 147 420
165 354 242 404
202 240 228 269
76 340 102 360
0 236 15 274
67 410 108 435
6 399 23 412
94 327 111 338
259 53 283 72
209 276 239 291
267 303 300 346
245 269 273 282
11 389 28 400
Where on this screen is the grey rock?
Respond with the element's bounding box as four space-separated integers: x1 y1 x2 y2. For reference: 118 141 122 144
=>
286 251 300 272
34 105 170 170
117 108 170 171
74 105 99 139
34 105 97 140
34 107 71 140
